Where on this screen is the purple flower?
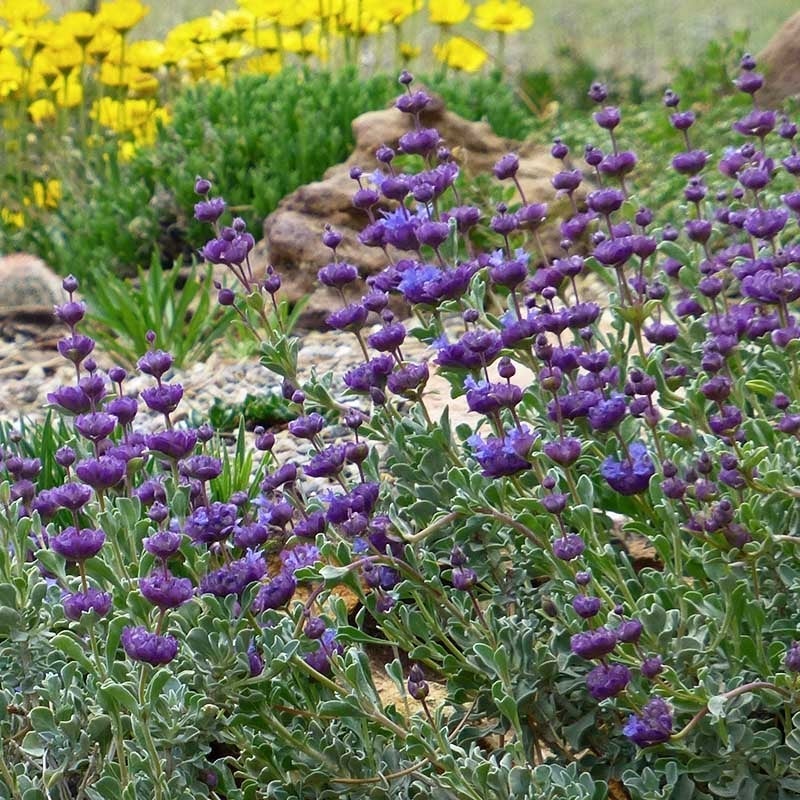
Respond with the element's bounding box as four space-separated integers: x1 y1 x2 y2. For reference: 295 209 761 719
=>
318 261 359 288
493 153 519 179
194 197 226 223
599 151 636 177
293 511 326 539
743 208 789 239
435 329 502 371
623 697 673 747
617 619 643 643
55 300 86 327
144 529 183 559
53 483 93 511
261 463 298 493
594 106 621 130
304 628 343 675
387 362 429 396
141 383 184 415
47 386 91 414
326 303 368 331
248 642 264 677
105 396 138 426
733 109 776 138
74 413 117 442
121 626 179 666
641 656 664 679
63 588 111 620
180 455 222 482
288 413 326 440
416 221 450 248
588 395 627 432
233 522 270 549
586 663 630 700
146 430 198 460
467 427 533 478
671 150 708 175
201 553 266 597
571 627 617 659
601 442 655 495
57 334 94 365
572 595 602 618
137 349 173 379
343 354 395 393
399 127 440 156
587 188 625 216
303 445 347 478
280 544 321 575
140 572 193 609
552 534 585 561
367 323 407 354
786 642 800 672
252 572 297 612
185 502 238 544
51 527 105 561
543 437 582 466
452 566 477 591
75 456 126 490
444 205 481 232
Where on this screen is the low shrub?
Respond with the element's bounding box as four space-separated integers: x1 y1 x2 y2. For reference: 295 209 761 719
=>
2 56 800 800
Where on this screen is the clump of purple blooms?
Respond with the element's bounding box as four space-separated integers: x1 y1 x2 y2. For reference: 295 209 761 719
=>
6 55 800 793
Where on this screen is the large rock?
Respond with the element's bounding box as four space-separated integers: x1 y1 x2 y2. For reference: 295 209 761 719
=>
0 253 63 311
258 95 580 329
758 12 800 107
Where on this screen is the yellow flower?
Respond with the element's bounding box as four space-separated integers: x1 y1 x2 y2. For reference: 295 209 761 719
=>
337 0 384 36
98 0 150 36
98 61 141 87
182 49 224 83
49 39 84 74
165 17 215 46
28 97 56 124
59 11 100 48
237 0 284 20
372 0 421 26
117 140 136 161
55 75 83 107
241 24 280 52
277 0 317 30
209 9 254 40
0 0 49 24
33 54 60 87
473 0 533 33
434 35 487 72
126 39 165 71
0 52 24 99
240 51 282 75
1 208 24 228
86 28 118 62
428 0 470 26
31 179 62 209
201 39 252 67
127 69 159 97
399 41 420 63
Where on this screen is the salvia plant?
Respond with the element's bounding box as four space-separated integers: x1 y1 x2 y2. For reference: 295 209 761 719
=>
2 55 800 800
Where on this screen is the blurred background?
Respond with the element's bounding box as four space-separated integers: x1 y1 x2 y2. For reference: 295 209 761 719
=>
49 0 797 83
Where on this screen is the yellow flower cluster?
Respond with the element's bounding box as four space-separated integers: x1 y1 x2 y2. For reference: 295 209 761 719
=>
0 0 533 225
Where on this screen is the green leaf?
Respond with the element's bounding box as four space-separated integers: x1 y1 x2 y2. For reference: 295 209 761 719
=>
97 681 138 713
51 632 94 672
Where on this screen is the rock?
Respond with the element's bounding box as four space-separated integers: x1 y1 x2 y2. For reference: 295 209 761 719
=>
757 12 800 107
0 253 63 311
259 95 582 329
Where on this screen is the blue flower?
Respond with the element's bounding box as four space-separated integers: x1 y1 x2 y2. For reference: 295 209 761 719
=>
622 697 673 747
601 442 655 495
